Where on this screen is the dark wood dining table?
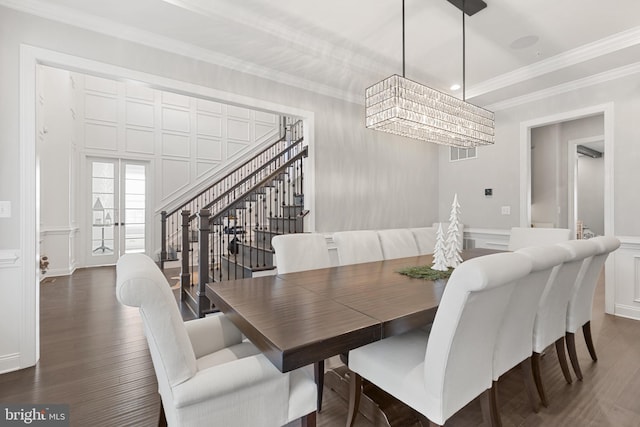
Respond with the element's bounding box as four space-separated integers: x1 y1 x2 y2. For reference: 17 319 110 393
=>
205 248 498 373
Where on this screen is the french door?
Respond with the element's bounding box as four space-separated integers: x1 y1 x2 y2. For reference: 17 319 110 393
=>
87 158 149 266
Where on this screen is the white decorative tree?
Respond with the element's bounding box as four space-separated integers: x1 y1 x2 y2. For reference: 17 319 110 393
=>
432 222 449 271
446 193 463 268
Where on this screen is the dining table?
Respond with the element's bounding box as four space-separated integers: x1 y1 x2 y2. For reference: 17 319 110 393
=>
205 248 499 374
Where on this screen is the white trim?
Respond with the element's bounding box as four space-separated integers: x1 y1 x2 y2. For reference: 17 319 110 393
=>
0 0 361 104
20 44 317 368
20 44 39 369
40 226 79 236
519 103 615 313
0 250 20 267
468 26 640 100
486 62 640 112
613 304 640 321
0 353 21 375
619 236 640 249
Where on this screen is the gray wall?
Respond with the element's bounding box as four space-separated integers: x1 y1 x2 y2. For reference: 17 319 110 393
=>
577 155 605 236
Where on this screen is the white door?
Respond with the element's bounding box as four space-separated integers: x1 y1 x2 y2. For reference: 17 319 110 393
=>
88 158 148 266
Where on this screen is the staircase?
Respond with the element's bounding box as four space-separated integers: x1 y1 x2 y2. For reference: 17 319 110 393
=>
161 118 308 317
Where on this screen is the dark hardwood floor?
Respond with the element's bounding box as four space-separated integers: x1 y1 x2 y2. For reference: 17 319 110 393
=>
1 267 639 426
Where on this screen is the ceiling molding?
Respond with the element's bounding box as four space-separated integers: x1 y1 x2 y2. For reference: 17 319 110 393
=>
486 61 640 111
467 25 640 99
0 0 363 104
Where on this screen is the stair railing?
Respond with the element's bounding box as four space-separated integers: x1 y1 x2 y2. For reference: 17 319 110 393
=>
166 119 306 317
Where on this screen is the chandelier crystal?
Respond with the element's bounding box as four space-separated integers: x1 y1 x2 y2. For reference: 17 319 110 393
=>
365 1 495 148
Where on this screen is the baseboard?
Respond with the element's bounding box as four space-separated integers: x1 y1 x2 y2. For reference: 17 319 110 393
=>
614 304 640 321
0 353 21 375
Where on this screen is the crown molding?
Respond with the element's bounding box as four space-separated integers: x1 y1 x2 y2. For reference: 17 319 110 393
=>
486 61 640 111
467 25 640 99
0 0 363 104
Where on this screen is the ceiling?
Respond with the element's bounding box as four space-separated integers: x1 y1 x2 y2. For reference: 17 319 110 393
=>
7 0 640 109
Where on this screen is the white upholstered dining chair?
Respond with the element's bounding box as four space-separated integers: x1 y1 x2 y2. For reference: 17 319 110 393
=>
332 230 384 265
565 236 620 380
410 227 437 255
116 253 317 427
521 239 598 406
508 227 571 251
271 232 331 411
271 233 331 274
377 228 420 260
346 252 532 427
493 245 568 417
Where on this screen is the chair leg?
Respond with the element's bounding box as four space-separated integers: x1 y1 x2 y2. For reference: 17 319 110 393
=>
566 332 583 380
301 411 317 427
158 399 167 427
531 352 548 407
489 381 502 427
583 321 598 361
519 357 540 413
314 360 324 412
347 371 362 427
555 337 573 384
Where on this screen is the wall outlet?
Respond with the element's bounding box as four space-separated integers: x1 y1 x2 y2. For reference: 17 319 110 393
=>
0 201 11 218
501 206 511 215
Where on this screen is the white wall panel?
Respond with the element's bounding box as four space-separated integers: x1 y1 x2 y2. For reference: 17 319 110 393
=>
126 84 154 101
255 111 277 124
161 159 190 199
197 98 222 114
125 100 154 128
197 161 219 178
84 75 117 94
162 133 190 157
0 254 21 374
84 123 117 151
196 137 222 161
126 128 154 154
228 105 250 119
162 107 190 133
197 113 222 137
255 123 278 142
162 91 190 108
84 93 117 122
227 140 249 159
228 118 250 141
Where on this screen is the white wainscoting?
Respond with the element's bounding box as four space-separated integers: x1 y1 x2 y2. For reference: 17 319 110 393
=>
40 227 78 277
463 228 511 250
0 250 22 374
612 236 640 320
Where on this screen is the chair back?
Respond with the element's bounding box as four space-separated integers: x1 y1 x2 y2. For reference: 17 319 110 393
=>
377 229 420 260
566 236 620 332
530 239 598 352
272 233 331 274
116 254 197 390
423 252 532 421
410 227 437 255
333 230 384 265
494 245 568 379
508 227 571 251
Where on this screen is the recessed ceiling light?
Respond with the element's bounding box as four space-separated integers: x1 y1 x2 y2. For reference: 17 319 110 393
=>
510 35 539 50
450 84 461 91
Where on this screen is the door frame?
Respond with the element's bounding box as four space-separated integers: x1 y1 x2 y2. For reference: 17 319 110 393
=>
519 103 615 313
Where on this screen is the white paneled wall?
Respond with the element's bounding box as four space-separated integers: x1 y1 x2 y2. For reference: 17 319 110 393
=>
40 67 280 274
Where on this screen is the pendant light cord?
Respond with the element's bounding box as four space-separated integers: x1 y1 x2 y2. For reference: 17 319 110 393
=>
462 0 466 101
402 0 406 78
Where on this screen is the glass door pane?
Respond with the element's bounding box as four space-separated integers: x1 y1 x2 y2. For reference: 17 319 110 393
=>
123 163 146 254
91 161 116 258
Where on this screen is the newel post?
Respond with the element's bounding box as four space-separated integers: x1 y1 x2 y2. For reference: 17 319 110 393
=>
160 210 167 270
180 210 191 301
197 209 212 317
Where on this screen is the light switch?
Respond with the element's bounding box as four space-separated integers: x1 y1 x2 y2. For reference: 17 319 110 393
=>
0 201 11 218
501 206 511 215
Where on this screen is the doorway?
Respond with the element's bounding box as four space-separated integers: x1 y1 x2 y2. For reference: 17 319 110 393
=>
87 158 149 266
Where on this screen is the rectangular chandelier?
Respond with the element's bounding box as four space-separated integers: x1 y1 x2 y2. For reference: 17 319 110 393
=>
365 74 495 148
